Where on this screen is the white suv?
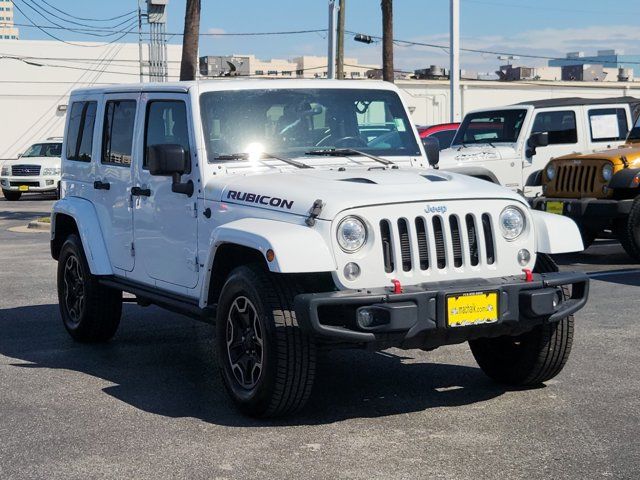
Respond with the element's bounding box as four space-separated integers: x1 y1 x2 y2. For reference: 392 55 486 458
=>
1 138 62 201
51 80 589 417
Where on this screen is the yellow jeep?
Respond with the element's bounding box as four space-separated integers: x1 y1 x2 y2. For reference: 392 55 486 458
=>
532 115 640 259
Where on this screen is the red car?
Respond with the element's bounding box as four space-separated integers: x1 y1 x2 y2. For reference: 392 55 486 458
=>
417 123 460 150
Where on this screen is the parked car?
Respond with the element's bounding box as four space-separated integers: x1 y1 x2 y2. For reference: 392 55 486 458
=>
533 112 640 254
438 97 640 196
0 138 62 201
51 80 588 417
417 123 459 150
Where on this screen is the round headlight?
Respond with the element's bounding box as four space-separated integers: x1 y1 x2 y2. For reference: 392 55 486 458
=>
546 164 556 181
337 216 367 252
499 206 525 241
602 163 613 182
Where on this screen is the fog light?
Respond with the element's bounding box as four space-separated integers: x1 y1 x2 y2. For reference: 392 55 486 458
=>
517 249 531 266
46 180 54 186
357 309 373 328
343 262 361 280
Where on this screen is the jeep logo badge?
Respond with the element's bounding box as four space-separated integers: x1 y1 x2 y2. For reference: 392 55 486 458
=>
425 205 447 214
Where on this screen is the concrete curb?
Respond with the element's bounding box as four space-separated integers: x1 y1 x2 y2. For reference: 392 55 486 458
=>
26 220 51 231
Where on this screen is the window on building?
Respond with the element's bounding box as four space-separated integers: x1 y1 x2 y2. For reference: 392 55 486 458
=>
255 70 264 75
102 100 136 166
66 101 98 162
588 108 628 142
144 100 190 170
296 69 303 76
350 72 361 78
281 71 292 76
267 70 278 76
531 110 578 144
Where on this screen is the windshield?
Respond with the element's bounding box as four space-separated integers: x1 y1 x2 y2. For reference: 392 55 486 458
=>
199 88 420 161
22 143 62 158
628 114 640 141
452 109 527 146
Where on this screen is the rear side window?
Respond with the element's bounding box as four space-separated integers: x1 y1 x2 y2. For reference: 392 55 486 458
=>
588 108 628 142
144 100 190 170
430 129 457 150
102 100 137 166
531 110 577 145
66 101 97 161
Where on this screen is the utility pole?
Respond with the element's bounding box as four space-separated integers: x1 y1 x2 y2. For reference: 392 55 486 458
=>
138 0 144 82
450 0 461 121
336 0 345 79
381 0 394 83
180 0 201 81
327 0 338 79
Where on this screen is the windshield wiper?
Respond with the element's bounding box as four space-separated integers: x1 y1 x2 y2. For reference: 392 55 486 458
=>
305 148 394 166
213 152 312 169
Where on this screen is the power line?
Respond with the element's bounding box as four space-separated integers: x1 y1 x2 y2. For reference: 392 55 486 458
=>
25 0 138 30
345 30 640 67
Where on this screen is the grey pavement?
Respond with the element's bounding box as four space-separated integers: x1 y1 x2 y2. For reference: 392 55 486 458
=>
0 196 638 479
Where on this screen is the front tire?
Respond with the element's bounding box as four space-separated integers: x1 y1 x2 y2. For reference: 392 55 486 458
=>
613 195 640 261
2 189 21 201
469 253 574 386
57 234 122 342
215 265 316 417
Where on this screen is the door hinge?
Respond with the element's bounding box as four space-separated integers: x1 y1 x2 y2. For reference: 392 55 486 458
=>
130 242 135 257
188 202 197 218
187 254 199 272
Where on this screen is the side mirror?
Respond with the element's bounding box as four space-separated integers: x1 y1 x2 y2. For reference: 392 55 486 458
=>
422 136 440 168
526 132 549 157
147 144 194 196
17 153 22 158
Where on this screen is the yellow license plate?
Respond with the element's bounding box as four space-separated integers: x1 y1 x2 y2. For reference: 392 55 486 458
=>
18 185 29 192
546 201 564 215
447 291 499 327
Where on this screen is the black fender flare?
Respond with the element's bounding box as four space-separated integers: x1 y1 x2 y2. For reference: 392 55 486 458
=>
525 169 543 187
608 168 640 190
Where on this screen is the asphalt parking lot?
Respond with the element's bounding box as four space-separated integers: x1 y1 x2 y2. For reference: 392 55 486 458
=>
0 195 638 480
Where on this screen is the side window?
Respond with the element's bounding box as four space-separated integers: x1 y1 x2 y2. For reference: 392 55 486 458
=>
144 100 190 171
588 108 628 142
102 100 137 166
66 101 98 162
531 110 577 145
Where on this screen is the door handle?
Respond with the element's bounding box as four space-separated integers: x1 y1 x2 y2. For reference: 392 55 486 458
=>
131 186 151 197
93 180 110 190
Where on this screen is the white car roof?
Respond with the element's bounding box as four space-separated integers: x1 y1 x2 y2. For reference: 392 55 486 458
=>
70 79 402 97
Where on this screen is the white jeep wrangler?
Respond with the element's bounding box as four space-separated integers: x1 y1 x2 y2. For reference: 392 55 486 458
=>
51 80 589 417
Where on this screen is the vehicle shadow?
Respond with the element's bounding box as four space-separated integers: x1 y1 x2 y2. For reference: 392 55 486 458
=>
0 209 51 221
0 303 509 427
554 240 634 267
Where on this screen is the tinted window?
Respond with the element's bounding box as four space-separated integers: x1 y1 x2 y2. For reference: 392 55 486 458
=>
588 108 628 142
531 110 577 145
453 109 527 145
102 100 136 166
430 129 457 150
144 101 190 169
67 101 97 162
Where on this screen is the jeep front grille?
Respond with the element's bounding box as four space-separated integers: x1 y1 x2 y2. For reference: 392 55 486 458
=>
555 164 598 196
11 165 41 176
379 212 496 274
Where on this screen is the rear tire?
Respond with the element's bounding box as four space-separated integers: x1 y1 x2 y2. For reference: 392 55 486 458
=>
57 234 122 342
2 190 21 201
215 265 316 417
613 196 640 261
469 253 574 386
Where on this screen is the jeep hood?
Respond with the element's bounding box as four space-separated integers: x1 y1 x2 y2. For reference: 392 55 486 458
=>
204 168 526 220
438 144 518 168
552 144 640 168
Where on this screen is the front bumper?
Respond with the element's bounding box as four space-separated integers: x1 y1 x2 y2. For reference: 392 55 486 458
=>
0 176 59 192
294 272 589 349
531 196 633 224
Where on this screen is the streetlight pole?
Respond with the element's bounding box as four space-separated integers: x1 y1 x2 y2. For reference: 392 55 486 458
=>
327 0 338 79
450 0 460 122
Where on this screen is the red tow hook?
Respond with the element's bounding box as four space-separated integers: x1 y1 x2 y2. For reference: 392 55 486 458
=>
522 268 533 283
391 279 403 294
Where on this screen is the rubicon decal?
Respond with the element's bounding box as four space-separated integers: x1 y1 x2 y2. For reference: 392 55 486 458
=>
227 190 294 210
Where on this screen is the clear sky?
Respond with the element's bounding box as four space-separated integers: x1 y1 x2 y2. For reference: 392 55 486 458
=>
10 0 640 73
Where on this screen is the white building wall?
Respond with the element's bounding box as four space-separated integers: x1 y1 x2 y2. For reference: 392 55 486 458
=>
0 39 182 159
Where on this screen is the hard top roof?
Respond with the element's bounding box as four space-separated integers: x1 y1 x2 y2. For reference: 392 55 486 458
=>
516 96 640 108
70 79 400 97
